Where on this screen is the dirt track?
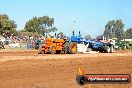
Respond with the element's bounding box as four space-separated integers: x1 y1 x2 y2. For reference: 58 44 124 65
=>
0 50 132 88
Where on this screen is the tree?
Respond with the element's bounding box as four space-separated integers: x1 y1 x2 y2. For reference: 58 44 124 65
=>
85 34 92 40
103 19 126 40
24 16 57 34
0 14 17 37
114 20 126 40
18 31 41 39
103 20 115 39
126 28 132 39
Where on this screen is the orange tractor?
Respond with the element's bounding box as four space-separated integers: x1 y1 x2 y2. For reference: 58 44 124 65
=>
39 38 77 54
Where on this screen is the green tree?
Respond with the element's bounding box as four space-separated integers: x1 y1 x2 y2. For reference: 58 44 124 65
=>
24 16 57 34
114 20 126 40
103 19 126 40
126 28 132 39
103 20 115 39
0 14 17 37
18 31 41 39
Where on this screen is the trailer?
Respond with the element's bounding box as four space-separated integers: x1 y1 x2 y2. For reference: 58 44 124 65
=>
71 31 114 53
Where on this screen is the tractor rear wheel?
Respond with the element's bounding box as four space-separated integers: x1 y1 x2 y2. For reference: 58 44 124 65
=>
64 42 77 54
49 46 56 54
64 42 70 54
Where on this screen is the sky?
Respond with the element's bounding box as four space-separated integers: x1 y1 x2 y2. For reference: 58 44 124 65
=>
1 0 132 38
